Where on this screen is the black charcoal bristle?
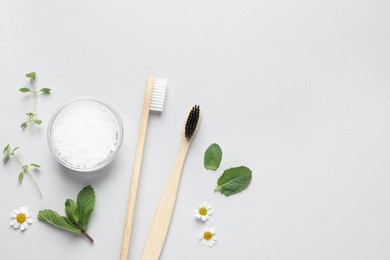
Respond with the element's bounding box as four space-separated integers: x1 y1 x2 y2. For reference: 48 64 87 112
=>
185 105 200 139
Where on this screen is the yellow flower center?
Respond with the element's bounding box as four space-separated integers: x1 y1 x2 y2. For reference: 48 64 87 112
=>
203 231 213 240
16 213 26 223
199 207 208 216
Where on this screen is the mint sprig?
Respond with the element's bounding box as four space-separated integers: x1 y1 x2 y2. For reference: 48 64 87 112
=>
204 143 222 170
38 186 96 243
19 71 52 131
215 166 252 196
3 144 42 197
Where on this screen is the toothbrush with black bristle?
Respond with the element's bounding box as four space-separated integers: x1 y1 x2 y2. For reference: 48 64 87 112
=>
141 105 202 260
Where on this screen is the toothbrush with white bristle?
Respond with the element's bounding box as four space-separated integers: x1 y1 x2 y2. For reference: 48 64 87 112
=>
120 75 167 260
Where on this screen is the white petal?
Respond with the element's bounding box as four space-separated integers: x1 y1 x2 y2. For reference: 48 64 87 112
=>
208 210 213 215
201 202 207 207
20 223 25 231
197 233 203 239
207 204 212 209
198 202 202 208
208 239 216 247
9 220 16 226
10 212 17 218
213 235 218 241
19 207 28 214
13 209 20 215
210 227 216 234
194 213 201 218
26 218 33 224
200 239 207 245
22 222 28 230
193 209 199 213
24 211 31 218
13 223 20 229
201 215 209 221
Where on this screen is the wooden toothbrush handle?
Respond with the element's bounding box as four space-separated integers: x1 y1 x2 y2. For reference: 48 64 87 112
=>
141 141 190 260
120 76 155 260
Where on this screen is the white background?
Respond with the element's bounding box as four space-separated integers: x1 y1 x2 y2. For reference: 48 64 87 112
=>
1 0 390 259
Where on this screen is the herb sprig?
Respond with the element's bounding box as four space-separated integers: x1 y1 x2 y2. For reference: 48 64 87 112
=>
38 186 96 243
3 144 42 197
19 71 51 130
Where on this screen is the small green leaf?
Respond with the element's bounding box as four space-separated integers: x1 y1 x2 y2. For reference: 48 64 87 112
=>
11 147 20 154
34 119 42 125
39 88 51 93
3 144 10 154
77 185 95 229
23 165 28 171
25 71 36 79
204 143 223 170
18 171 24 184
30 163 40 168
3 154 10 163
215 166 252 196
26 112 35 117
20 122 28 128
65 199 80 225
37 209 80 234
19 88 31 93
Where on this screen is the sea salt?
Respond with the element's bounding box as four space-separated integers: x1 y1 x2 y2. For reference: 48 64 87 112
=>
52 100 120 169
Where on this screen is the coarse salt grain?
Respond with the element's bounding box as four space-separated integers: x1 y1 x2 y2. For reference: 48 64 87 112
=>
52 100 120 169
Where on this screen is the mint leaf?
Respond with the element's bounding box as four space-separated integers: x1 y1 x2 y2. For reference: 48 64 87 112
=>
11 147 19 155
204 143 222 170
20 122 27 128
65 199 80 224
39 88 51 93
38 209 80 234
19 88 31 93
215 166 252 196
25 71 36 79
3 144 10 154
3 154 9 163
34 119 42 125
77 185 95 229
30 163 40 168
18 171 24 184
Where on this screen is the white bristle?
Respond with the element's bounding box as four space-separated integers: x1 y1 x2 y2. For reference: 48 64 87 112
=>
150 78 167 112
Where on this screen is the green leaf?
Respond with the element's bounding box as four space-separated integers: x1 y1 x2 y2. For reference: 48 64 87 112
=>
18 171 24 184
3 144 10 154
65 199 80 225
3 154 10 163
77 185 95 229
20 122 27 128
26 112 35 117
39 88 51 93
37 209 80 234
11 147 20 154
34 119 42 125
204 143 223 170
19 88 31 93
215 166 252 196
30 163 40 168
25 71 36 79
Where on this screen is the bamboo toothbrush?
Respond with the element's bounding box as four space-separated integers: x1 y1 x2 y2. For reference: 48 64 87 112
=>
141 105 201 260
120 75 167 260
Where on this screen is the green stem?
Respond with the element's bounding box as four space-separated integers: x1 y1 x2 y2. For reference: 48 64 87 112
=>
29 78 37 131
13 154 42 197
76 223 94 243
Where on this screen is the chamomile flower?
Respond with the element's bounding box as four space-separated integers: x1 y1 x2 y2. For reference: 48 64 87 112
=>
194 202 213 222
199 227 217 247
10 207 33 231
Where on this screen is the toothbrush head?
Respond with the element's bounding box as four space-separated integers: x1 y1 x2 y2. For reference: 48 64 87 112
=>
184 105 201 140
150 78 167 112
